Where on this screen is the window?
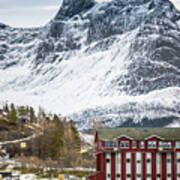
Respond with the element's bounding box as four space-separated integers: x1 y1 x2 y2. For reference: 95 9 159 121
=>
137 174 141 177
116 174 120 178
147 174 151 178
136 159 141 163
159 141 172 148
105 141 113 148
157 174 161 178
109 141 113 147
159 141 163 148
114 141 118 148
148 141 152 148
120 141 129 148
163 141 172 148
148 141 156 148
167 158 171 163
167 142 172 148
105 141 109 148
177 174 180 177
147 159 151 163
132 141 136 148
177 159 180 163
105 141 118 148
176 141 180 148
140 141 144 148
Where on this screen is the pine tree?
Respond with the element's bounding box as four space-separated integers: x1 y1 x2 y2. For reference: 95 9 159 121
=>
53 114 59 122
3 104 9 113
26 106 29 113
70 120 81 152
50 123 63 160
18 106 27 117
8 103 17 123
30 107 37 123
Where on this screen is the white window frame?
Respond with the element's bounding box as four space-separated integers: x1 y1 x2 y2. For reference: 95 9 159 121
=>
120 141 129 148
132 141 136 149
148 141 157 148
140 141 145 149
176 141 180 149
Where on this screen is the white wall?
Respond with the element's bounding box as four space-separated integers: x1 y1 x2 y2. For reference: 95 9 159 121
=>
156 153 161 180
177 152 180 180
126 152 131 180
106 153 111 180
116 152 121 180
136 152 142 180
146 153 152 180
166 153 172 180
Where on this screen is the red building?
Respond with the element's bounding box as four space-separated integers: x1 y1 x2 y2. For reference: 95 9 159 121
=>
88 128 180 180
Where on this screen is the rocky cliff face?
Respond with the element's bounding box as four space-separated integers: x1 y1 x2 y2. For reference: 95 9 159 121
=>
1 0 180 130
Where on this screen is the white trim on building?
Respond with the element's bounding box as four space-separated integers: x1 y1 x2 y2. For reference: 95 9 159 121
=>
156 153 161 180
177 152 180 180
116 152 121 180
146 152 152 180
136 152 142 180
106 153 111 180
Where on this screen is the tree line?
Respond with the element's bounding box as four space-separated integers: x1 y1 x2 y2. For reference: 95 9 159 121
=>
3 103 37 124
2 103 93 168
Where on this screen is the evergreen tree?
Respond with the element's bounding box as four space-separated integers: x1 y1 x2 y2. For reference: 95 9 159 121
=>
18 106 27 117
30 107 37 123
8 103 17 123
26 106 29 113
70 120 81 152
3 104 9 113
53 114 59 122
49 121 63 160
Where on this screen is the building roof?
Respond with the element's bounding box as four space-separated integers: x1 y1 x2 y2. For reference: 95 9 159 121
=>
97 128 180 140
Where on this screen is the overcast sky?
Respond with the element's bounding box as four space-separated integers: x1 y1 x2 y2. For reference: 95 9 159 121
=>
0 0 179 28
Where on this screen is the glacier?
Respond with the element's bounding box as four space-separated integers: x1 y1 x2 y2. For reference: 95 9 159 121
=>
0 0 180 130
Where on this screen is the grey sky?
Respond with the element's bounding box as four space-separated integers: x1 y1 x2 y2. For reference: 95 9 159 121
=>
0 0 179 28
0 0 60 27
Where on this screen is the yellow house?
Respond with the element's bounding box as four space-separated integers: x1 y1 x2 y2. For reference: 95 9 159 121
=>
58 174 69 180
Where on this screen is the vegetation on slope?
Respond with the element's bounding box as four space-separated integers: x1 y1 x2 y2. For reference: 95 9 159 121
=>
1 103 95 168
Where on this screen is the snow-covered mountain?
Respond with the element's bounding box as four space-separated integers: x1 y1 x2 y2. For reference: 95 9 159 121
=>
1 0 180 130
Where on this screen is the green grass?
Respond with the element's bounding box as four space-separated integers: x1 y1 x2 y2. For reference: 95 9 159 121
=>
98 127 180 140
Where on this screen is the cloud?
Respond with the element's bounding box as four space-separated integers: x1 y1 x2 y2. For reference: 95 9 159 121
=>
0 5 59 12
41 5 59 11
170 0 180 10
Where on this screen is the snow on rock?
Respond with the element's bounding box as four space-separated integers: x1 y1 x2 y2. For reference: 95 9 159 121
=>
1 0 180 130
80 132 94 145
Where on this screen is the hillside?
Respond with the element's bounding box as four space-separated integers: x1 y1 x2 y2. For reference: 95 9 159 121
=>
0 104 94 168
0 118 33 142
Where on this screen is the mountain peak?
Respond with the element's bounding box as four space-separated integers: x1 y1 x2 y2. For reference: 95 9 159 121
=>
54 0 176 21
55 0 95 20
51 0 179 41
